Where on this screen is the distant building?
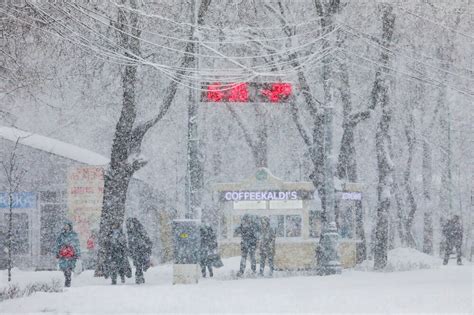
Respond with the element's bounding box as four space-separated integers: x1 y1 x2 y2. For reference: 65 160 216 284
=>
0 126 163 270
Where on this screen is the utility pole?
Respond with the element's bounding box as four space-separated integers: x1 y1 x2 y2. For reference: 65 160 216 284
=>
185 0 202 219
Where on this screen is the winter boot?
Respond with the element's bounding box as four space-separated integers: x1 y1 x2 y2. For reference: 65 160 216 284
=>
209 270 213 278
443 254 449 265
64 270 72 287
136 275 144 284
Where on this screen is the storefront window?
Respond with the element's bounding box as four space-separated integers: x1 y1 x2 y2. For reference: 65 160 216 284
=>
232 215 242 238
232 214 302 238
309 210 322 238
40 191 66 255
270 215 301 238
270 215 285 237
219 214 227 239
3 213 29 254
40 204 66 255
339 206 354 239
285 215 302 237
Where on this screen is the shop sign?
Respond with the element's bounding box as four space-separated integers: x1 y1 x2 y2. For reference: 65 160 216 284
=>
68 166 104 250
221 190 313 201
0 192 36 209
341 192 362 200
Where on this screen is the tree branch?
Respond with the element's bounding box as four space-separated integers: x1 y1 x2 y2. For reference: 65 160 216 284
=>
226 104 257 155
131 0 212 146
289 97 313 148
349 110 371 126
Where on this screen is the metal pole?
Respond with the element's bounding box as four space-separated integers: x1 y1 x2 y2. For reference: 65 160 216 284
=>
186 0 202 219
318 105 341 275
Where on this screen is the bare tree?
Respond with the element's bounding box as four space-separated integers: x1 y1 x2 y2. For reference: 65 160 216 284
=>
1 137 26 282
96 0 212 274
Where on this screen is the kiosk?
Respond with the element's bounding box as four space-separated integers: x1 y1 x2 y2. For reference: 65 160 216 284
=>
214 168 363 270
172 219 200 284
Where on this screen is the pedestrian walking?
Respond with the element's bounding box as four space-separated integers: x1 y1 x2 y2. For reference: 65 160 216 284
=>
84 228 98 270
259 216 276 276
55 221 81 287
126 217 152 284
236 214 259 277
104 223 131 285
199 223 218 278
442 214 463 265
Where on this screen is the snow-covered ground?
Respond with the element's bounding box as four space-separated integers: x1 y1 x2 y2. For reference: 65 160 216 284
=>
0 256 472 314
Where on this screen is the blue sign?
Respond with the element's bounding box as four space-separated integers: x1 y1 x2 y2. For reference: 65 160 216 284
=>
0 192 36 209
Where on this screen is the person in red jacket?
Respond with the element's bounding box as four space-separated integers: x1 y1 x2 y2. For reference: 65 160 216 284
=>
55 221 81 287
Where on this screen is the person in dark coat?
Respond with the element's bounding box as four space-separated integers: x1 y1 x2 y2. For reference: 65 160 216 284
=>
55 221 81 287
259 216 276 276
442 214 463 265
126 218 152 284
199 224 218 278
236 214 259 277
104 223 131 285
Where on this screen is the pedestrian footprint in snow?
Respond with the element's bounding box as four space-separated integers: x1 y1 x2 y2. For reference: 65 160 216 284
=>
442 214 463 265
55 221 81 287
104 222 132 285
126 218 152 284
236 214 260 277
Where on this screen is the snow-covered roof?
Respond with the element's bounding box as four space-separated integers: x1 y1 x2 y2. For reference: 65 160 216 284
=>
0 126 109 166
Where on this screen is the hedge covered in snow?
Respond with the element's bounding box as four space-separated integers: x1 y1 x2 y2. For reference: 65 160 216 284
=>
0 279 62 302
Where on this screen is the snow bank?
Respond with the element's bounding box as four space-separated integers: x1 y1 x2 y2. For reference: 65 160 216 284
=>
0 261 471 313
0 269 63 302
356 247 443 271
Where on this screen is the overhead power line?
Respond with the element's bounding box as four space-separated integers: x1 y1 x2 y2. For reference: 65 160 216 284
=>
337 48 474 98
398 7 474 40
72 2 332 45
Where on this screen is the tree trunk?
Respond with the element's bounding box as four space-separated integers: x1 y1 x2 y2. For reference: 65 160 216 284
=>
422 139 433 254
336 51 359 182
96 0 212 275
97 0 141 275
392 177 406 247
8 191 13 282
335 53 368 262
373 4 395 270
403 116 417 248
435 13 461 257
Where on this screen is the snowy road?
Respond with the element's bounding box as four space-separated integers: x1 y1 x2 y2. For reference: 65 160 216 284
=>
0 260 472 314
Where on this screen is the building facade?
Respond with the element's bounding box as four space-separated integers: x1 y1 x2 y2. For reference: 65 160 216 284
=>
0 126 162 270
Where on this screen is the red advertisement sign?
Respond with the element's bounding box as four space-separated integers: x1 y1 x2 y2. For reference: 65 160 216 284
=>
202 82 293 103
